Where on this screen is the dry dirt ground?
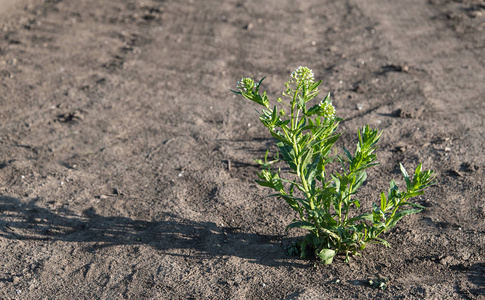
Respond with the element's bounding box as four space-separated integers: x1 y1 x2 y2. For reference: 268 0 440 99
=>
0 0 484 299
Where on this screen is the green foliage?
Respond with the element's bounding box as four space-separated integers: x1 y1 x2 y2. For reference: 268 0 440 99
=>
233 67 436 264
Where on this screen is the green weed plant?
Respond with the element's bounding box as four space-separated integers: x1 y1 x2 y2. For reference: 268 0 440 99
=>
233 67 436 264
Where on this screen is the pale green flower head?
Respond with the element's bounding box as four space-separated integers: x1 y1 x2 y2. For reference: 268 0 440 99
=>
291 66 315 85
237 77 256 93
318 100 336 118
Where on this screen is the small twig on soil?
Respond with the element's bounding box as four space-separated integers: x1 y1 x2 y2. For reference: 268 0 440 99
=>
146 138 173 159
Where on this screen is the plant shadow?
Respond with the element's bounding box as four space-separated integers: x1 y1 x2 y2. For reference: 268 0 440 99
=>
0 196 307 268
468 262 485 297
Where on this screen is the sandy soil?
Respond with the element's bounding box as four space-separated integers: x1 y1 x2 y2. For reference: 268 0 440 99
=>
0 0 18 14
0 0 484 299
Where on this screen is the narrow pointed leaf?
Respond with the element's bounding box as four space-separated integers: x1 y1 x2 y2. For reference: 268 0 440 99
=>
400 163 411 190
286 221 316 231
380 192 387 211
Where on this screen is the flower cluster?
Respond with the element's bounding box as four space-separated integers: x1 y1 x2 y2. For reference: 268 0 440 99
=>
237 77 256 93
318 100 335 118
291 66 315 85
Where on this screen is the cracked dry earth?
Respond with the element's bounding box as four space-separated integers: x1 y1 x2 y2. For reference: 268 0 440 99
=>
0 0 484 299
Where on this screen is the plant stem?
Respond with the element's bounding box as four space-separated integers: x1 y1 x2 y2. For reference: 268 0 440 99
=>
338 198 342 225
295 109 300 129
300 173 313 209
291 83 302 130
343 180 354 224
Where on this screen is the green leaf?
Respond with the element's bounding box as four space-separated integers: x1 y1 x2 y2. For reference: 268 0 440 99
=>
346 213 373 224
400 202 426 209
299 239 308 258
271 131 291 144
297 95 305 108
305 105 320 117
286 221 316 231
343 147 352 161
372 203 385 223
318 248 336 265
279 195 306 213
386 208 422 229
352 199 361 208
405 191 424 198
312 126 332 141
307 92 319 102
312 132 342 157
380 192 387 211
372 237 390 248
352 162 380 174
256 77 266 90
352 171 367 193
400 163 411 190
300 147 314 173
389 180 398 193
310 80 322 91
323 214 338 226
305 156 321 186
320 227 341 241
331 174 341 193
413 163 423 180
297 116 307 130
272 105 277 121
256 180 274 188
